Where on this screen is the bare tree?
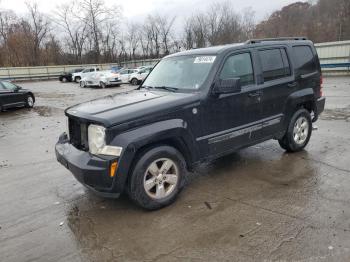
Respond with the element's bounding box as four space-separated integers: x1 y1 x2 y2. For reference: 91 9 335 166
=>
78 0 121 63
191 14 207 48
53 3 88 63
0 9 17 65
156 14 176 55
25 1 50 65
183 19 194 50
126 22 140 60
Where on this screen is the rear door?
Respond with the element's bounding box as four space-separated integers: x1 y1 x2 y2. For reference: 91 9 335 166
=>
119 69 129 83
256 47 295 137
127 70 137 81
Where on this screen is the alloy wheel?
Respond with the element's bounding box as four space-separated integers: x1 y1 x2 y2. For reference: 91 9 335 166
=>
293 116 309 145
143 158 179 200
27 96 34 107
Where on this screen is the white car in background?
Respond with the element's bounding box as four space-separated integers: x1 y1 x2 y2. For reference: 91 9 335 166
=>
118 68 139 84
136 65 154 72
129 67 153 85
72 67 100 82
79 70 121 88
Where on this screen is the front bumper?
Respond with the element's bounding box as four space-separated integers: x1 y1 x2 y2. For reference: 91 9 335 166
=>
313 96 326 122
106 78 122 85
55 132 120 198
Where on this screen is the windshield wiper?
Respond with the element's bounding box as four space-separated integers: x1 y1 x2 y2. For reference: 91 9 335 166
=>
139 85 153 90
153 86 178 92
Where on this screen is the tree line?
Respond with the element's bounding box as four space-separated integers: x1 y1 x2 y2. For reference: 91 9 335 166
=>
0 0 349 67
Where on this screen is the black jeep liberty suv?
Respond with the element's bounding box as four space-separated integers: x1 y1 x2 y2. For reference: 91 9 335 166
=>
56 37 325 210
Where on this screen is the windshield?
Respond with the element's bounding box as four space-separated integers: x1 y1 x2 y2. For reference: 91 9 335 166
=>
143 55 216 90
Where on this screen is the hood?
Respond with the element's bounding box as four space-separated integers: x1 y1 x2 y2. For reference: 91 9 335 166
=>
66 89 199 127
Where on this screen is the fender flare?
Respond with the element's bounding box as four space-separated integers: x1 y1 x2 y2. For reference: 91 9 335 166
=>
109 119 198 193
283 88 315 126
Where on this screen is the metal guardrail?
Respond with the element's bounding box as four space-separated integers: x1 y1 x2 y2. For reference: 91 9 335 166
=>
0 59 159 81
0 41 349 80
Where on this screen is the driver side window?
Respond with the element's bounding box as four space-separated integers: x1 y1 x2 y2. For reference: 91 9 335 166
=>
220 52 255 87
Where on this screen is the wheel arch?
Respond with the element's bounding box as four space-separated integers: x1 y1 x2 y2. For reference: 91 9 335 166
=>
284 88 316 124
27 92 35 102
109 119 199 193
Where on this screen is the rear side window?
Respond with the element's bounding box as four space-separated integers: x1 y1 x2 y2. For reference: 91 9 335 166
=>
220 52 254 87
259 48 291 82
293 46 317 75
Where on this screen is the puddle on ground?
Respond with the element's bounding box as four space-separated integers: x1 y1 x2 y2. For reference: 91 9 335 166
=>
321 107 350 121
33 106 64 117
35 92 75 99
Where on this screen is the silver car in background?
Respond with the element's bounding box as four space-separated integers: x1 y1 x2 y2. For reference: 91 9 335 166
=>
79 70 121 88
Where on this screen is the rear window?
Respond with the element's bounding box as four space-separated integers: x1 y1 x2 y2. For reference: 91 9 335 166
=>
259 48 291 82
293 46 317 75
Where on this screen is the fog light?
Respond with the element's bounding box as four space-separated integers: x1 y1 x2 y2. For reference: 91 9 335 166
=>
110 161 118 178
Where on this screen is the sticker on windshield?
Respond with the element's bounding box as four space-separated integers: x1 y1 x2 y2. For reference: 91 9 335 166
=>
194 56 216 64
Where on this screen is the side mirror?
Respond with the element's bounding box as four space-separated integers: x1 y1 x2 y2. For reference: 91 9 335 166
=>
213 78 241 95
14 86 21 92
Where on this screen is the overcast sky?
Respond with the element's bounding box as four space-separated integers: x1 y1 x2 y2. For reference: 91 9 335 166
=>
1 0 306 21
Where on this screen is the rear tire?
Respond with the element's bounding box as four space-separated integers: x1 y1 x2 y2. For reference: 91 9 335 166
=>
278 109 312 152
62 77 68 83
74 76 81 83
79 81 86 88
127 146 186 210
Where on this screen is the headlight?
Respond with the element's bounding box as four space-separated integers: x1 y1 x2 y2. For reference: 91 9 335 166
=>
88 124 122 156
66 118 70 139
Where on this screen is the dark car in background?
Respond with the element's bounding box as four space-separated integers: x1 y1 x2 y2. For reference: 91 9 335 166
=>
59 68 84 82
0 81 35 111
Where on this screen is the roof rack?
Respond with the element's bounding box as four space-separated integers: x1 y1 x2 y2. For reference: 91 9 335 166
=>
245 37 308 44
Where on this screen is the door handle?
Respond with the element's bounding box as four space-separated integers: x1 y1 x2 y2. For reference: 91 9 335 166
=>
287 82 298 88
248 91 262 98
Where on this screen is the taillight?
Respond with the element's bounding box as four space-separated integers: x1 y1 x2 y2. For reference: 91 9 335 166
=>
320 75 323 97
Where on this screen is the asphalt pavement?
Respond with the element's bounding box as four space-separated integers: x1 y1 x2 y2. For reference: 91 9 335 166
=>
1 78 350 261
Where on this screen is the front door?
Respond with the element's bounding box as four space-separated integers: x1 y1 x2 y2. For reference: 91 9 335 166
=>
0 82 24 108
198 50 263 158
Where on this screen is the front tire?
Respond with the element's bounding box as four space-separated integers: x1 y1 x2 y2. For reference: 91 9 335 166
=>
79 81 86 88
62 77 68 83
74 76 81 83
25 95 34 108
278 109 312 152
131 78 139 85
127 146 186 210
99 81 106 88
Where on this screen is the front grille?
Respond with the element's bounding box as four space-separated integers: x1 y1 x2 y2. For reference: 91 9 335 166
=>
68 118 89 151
